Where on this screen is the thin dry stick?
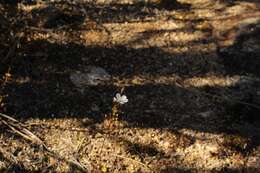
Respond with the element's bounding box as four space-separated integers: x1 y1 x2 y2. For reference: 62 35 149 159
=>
0 112 90 172
2 120 41 144
0 113 19 123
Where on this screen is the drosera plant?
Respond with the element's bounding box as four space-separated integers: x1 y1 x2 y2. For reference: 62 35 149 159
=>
112 90 128 127
99 89 129 172
112 93 128 118
103 88 128 129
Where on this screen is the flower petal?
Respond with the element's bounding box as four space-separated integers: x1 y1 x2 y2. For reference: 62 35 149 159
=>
116 93 121 99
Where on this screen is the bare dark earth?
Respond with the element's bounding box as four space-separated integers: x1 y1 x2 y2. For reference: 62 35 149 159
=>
1 0 260 172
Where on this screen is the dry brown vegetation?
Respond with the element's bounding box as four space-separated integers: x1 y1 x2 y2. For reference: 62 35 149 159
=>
0 0 260 172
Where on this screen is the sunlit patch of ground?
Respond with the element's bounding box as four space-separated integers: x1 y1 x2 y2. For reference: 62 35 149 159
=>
1 117 253 172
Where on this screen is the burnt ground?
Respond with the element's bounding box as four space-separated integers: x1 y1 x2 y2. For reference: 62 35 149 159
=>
0 0 260 172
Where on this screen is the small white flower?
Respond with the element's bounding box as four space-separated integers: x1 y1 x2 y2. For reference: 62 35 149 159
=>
113 93 128 105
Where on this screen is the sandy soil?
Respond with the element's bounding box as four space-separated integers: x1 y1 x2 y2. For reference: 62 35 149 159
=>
0 0 260 172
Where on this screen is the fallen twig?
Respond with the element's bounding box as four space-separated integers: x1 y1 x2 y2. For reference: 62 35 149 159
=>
0 112 91 172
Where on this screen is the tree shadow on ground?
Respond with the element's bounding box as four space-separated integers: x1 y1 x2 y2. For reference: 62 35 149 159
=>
1 39 259 150
1 40 217 118
217 22 260 77
25 0 191 29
